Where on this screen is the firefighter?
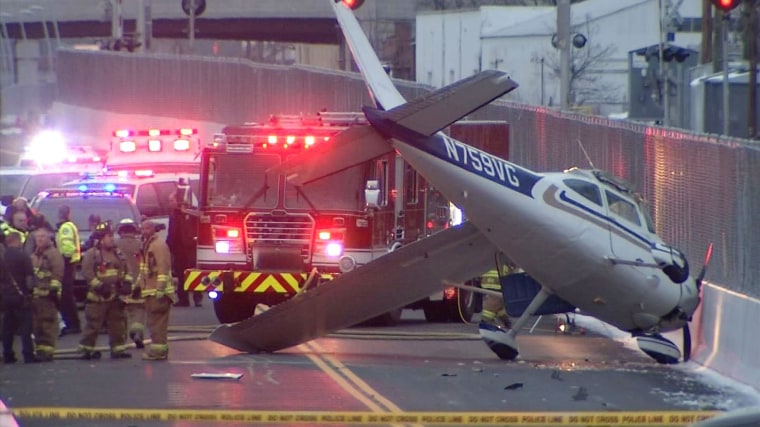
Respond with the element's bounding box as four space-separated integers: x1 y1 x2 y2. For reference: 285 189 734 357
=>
78 222 133 359
139 220 176 361
1 211 29 246
1 232 37 364
480 253 514 329
116 218 145 348
30 225 64 362
56 205 82 336
167 188 202 307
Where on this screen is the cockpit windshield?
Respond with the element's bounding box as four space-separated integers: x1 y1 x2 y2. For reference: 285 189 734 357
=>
206 154 278 209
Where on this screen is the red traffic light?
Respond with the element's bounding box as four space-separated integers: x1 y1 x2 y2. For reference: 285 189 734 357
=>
341 0 365 10
711 0 741 12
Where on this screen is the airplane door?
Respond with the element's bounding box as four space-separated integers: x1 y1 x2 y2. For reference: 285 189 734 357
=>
604 189 643 258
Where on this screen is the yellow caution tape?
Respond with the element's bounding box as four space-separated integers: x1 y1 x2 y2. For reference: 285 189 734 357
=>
6 408 720 425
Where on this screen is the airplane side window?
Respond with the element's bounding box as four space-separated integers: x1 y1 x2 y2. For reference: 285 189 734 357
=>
605 191 641 226
564 179 602 206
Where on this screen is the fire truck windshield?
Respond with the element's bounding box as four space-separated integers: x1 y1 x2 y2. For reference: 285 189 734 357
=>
207 154 278 209
284 162 364 211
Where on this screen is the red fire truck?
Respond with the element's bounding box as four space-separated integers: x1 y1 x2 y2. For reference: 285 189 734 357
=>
183 112 509 325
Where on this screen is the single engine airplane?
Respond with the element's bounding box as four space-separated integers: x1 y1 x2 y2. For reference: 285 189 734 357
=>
208 0 707 364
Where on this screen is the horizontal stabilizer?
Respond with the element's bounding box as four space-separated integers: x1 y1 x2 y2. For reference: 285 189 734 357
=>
267 125 392 186
209 222 497 353
380 70 518 136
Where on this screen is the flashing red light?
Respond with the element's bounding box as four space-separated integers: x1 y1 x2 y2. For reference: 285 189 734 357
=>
179 128 196 136
286 135 296 144
304 135 316 147
342 0 364 10
426 220 434 229
711 0 740 11
268 135 278 144
148 129 161 137
114 129 132 138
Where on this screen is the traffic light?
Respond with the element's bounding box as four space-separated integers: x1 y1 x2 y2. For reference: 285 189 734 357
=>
340 0 365 10
711 0 741 12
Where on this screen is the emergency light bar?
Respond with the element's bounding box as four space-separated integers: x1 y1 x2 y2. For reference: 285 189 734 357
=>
113 128 198 138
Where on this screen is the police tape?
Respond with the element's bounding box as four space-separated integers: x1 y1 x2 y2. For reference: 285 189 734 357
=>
5 408 721 425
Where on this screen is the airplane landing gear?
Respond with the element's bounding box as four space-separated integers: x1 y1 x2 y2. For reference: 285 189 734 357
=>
479 286 551 361
635 333 681 364
478 322 519 360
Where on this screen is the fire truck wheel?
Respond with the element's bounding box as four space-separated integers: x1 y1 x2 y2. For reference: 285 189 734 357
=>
445 285 481 323
212 293 257 324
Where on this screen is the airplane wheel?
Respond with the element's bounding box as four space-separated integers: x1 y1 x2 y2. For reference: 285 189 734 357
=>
212 293 257 324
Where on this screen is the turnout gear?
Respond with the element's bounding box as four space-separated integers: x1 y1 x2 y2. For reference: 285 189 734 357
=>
116 224 145 349
139 230 174 360
56 217 82 334
480 258 514 329
31 244 65 359
78 224 134 359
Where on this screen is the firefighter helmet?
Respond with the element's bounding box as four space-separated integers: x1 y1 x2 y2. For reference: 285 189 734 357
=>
117 218 138 234
92 221 114 240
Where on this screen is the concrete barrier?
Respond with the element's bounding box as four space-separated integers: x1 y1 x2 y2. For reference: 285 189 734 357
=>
692 283 760 391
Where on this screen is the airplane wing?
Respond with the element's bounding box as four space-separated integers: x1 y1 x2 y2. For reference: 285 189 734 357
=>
332 0 407 110
209 221 498 353
267 124 392 186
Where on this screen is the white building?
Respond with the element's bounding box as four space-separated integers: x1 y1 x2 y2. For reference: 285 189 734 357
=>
416 0 703 115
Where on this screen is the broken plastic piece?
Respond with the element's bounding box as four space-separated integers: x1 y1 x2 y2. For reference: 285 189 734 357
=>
191 373 243 380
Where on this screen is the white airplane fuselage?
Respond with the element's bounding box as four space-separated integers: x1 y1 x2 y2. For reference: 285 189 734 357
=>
386 131 700 334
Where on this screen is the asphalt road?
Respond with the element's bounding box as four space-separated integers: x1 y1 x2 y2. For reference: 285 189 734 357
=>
1 301 758 427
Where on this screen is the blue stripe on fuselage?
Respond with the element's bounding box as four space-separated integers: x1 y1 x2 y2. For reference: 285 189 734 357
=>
364 107 541 198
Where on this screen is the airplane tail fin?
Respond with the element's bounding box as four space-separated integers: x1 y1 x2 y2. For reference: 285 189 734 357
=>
332 0 407 110
365 70 518 137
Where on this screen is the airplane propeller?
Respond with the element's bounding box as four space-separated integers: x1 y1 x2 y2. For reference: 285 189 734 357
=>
682 242 714 362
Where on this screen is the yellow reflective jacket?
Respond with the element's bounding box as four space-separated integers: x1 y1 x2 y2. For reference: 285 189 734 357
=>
139 234 174 299
82 245 132 302
56 220 81 262
31 245 64 298
1 222 28 244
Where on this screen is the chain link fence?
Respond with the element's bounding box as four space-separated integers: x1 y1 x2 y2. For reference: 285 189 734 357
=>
56 49 760 298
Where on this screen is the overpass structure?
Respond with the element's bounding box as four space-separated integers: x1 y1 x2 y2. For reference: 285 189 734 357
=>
0 0 414 44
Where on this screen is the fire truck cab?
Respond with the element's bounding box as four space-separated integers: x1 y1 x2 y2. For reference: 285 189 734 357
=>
184 112 509 325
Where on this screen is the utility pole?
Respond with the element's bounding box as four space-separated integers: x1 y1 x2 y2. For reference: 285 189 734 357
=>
557 0 571 110
701 0 713 64
659 0 670 126
747 0 757 139
188 0 196 53
722 10 730 136
111 0 123 40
